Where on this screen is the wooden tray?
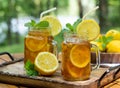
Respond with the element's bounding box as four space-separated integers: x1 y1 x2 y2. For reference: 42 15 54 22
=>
0 59 120 88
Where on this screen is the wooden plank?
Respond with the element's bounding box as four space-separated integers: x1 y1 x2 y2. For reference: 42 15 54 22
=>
0 83 18 88
0 83 28 88
104 78 120 88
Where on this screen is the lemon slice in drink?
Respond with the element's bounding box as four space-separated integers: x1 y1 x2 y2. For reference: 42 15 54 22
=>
70 44 90 68
25 35 47 52
34 52 59 76
41 16 62 36
67 59 83 78
76 19 100 41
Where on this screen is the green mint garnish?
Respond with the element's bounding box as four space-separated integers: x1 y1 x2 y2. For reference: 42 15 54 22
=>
96 35 113 50
24 20 49 29
66 23 74 32
25 60 39 76
73 18 82 30
66 18 82 33
24 20 36 28
34 21 49 28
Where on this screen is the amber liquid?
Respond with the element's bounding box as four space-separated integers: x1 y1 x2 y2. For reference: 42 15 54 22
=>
24 30 54 63
61 41 91 81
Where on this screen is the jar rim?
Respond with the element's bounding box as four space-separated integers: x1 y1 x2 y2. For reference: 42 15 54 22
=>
30 26 50 29
63 32 88 41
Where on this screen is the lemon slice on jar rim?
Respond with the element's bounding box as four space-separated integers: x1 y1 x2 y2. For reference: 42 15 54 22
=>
41 16 62 36
76 19 100 41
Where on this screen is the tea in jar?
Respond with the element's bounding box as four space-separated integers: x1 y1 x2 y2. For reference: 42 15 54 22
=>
24 27 57 63
61 33 100 81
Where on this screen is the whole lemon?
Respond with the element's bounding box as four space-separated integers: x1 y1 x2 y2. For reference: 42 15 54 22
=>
106 40 120 53
105 29 120 40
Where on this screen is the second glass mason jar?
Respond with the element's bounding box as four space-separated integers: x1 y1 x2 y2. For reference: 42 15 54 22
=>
61 32 100 81
24 27 57 63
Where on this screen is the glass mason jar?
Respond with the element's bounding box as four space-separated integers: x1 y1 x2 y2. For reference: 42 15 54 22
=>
61 32 100 81
24 27 57 64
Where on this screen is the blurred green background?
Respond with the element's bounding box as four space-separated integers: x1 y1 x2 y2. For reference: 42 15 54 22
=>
0 0 120 53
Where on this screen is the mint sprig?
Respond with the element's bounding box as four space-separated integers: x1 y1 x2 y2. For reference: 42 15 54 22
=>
24 20 36 28
25 60 38 76
66 23 74 32
24 20 49 29
66 18 82 33
34 21 49 28
96 35 113 50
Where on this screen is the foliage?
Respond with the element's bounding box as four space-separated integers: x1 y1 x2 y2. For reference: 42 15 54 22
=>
0 36 24 53
54 29 68 52
0 0 119 52
25 60 38 76
108 0 120 26
95 0 120 33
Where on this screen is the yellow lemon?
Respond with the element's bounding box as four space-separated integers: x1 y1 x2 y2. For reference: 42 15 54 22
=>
105 29 120 40
41 16 62 36
106 40 120 53
34 52 59 76
76 19 100 41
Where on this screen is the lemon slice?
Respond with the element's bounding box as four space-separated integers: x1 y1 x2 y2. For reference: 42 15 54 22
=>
76 19 100 41
41 16 62 36
67 60 90 79
70 44 90 68
34 52 59 76
25 35 47 52
67 60 83 78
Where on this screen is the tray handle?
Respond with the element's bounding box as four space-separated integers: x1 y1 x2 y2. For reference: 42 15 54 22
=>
0 52 14 61
113 67 120 80
98 65 120 87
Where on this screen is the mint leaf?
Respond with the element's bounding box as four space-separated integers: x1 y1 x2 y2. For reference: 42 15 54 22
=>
24 20 36 28
66 23 74 32
73 18 82 30
25 60 38 76
102 43 106 49
96 35 113 51
24 20 49 29
66 18 82 33
34 21 49 28
106 36 113 43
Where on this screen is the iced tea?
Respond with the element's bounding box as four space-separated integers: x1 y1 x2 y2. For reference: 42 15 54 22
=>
61 33 91 81
24 28 56 63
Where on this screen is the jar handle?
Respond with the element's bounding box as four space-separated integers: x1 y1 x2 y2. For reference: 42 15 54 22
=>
52 40 58 56
91 44 100 70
